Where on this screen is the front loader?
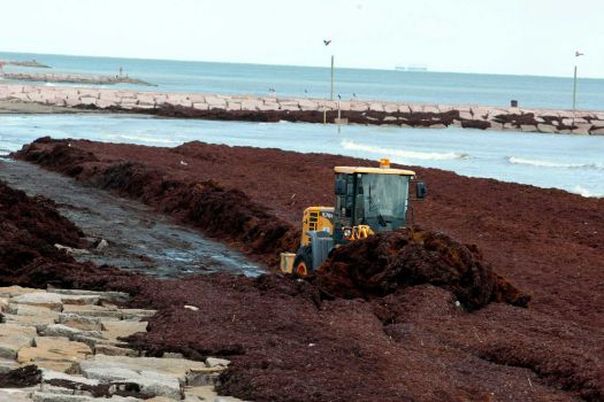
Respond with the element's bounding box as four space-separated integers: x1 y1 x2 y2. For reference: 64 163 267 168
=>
281 159 426 276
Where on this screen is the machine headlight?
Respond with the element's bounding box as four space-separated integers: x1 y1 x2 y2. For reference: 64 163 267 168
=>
343 227 352 238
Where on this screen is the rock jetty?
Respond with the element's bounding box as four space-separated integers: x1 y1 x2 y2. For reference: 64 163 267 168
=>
0 286 242 401
2 60 51 68
1 74 154 87
1 83 603 135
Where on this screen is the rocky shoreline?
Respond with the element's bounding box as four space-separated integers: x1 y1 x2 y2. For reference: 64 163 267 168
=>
1 83 604 134
0 286 240 401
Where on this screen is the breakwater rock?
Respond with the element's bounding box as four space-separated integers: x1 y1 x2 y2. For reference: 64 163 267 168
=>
1 83 603 134
2 60 51 68
0 286 239 401
1 74 154 87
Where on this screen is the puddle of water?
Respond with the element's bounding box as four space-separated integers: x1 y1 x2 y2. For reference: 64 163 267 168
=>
0 159 264 278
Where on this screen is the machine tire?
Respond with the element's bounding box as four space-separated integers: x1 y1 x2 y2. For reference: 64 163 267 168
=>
293 246 313 278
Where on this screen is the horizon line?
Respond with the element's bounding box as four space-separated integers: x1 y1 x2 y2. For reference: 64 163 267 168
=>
1 49 602 81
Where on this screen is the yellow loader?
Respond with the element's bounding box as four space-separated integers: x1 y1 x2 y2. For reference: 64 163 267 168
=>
281 159 427 277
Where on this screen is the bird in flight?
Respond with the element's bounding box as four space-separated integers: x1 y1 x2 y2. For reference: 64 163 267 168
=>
575 51 585 57
323 39 332 46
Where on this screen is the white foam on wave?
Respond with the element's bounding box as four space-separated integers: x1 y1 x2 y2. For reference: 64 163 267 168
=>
341 140 469 161
506 156 603 170
571 185 602 198
114 134 178 145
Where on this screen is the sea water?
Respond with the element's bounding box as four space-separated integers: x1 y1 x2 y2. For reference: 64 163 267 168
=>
2 51 604 110
1 114 602 197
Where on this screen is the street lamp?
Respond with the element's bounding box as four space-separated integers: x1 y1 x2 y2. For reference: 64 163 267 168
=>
572 50 584 112
324 39 334 101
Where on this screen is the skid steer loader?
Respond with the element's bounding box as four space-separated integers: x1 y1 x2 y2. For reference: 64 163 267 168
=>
280 159 426 277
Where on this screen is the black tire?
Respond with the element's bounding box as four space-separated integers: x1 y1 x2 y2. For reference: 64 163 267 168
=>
292 246 313 278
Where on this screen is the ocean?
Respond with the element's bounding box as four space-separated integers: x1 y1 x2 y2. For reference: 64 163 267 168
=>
2 51 604 110
1 52 603 198
1 114 603 198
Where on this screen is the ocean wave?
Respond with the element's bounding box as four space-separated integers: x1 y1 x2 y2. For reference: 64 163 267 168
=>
571 185 602 198
506 156 603 170
114 134 178 145
341 140 469 161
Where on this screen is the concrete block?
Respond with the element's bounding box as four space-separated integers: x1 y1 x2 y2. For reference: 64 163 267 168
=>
57 314 103 331
0 323 37 359
424 105 440 114
383 104 399 113
120 309 157 320
192 102 208 110
62 305 123 319
537 124 557 133
368 103 384 112
572 124 591 135
11 292 63 311
18 336 92 372
40 324 101 339
101 321 147 341
590 127 604 135
520 125 537 132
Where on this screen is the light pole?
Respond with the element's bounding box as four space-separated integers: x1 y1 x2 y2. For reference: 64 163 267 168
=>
324 39 334 101
330 54 335 101
572 50 584 112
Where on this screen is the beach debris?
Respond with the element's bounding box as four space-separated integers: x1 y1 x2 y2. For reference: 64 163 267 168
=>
184 304 199 311
54 243 90 256
94 238 109 252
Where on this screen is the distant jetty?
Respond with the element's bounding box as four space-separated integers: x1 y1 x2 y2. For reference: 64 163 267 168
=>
5 59 51 68
1 72 155 87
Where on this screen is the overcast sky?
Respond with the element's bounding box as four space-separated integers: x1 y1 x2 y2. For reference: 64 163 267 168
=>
1 0 602 78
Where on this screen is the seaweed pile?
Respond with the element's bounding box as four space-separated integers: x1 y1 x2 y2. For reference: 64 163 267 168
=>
7 138 604 401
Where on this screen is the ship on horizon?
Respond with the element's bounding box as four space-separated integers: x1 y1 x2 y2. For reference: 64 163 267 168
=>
395 64 428 72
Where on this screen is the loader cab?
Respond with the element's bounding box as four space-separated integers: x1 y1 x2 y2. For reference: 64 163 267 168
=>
333 160 416 245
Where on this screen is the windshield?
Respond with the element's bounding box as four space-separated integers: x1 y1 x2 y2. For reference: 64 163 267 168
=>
356 174 409 232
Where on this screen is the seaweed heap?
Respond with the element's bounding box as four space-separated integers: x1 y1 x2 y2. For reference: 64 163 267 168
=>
313 228 530 310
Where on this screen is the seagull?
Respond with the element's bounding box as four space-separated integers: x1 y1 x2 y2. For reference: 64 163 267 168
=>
575 51 585 57
323 39 332 46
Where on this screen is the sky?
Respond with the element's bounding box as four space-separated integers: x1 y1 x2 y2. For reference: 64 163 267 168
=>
1 0 603 78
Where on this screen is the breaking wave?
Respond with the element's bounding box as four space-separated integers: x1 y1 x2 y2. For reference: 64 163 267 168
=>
571 185 602 198
506 156 603 170
341 140 469 161
113 134 178 145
